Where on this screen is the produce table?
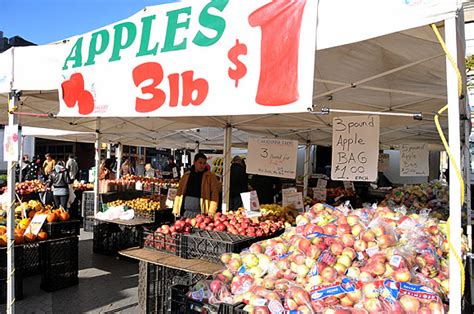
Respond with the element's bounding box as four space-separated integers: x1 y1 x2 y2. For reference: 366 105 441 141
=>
120 248 222 313
119 247 223 275
95 217 157 226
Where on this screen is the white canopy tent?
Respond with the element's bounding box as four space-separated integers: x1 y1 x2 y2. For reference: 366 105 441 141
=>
0 0 470 312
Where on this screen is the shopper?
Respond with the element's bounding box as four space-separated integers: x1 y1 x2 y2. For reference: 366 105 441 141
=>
250 174 280 205
99 158 115 180
43 153 56 176
121 159 131 177
25 155 42 181
145 163 155 178
229 156 248 210
173 153 220 218
163 156 180 180
66 154 79 181
47 161 72 210
20 154 30 181
136 157 145 177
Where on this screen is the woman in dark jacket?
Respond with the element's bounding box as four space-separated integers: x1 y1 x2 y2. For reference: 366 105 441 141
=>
47 161 71 210
229 156 248 210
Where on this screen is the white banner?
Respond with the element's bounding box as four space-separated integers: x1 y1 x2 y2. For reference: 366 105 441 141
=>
331 115 380 182
58 0 318 117
400 143 429 177
247 138 298 179
3 124 19 162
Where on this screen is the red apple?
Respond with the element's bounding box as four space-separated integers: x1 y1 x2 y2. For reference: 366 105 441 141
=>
354 240 368 252
321 266 337 282
341 234 355 247
361 230 375 242
394 268 411 282
399 295 421 313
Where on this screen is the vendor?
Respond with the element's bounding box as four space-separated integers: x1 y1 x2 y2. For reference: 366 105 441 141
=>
173 153 220 218
250 174 280 205
230 156 248 210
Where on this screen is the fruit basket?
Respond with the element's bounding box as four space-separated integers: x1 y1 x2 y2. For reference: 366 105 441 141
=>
142 229 184 257
42 220 80 239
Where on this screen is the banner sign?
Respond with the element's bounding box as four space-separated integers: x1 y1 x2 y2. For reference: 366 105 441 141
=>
3 124 19 162
331 115 380 182
58 0 318 117
247 138 298 179
400 143 429 177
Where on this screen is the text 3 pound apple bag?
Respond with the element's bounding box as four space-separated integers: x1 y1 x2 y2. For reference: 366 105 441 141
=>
361 279 445 314
308 278 363 313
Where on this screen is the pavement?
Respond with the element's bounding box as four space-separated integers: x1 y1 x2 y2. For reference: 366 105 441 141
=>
1 230 141 314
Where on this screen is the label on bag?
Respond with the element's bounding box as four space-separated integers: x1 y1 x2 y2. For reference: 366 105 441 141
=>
310 278 360 300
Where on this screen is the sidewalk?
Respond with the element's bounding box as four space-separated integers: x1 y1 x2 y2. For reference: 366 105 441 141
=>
1 230 140 314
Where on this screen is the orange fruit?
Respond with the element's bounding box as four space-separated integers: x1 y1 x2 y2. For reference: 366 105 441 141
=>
37 232 48 241
23 233 36 243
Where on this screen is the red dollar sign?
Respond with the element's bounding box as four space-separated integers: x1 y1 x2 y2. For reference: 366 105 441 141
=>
227 39 247 87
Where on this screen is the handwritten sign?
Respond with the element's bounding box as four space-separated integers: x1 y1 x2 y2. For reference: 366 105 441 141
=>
247 138 298 179
400 143 429 176
283 191 304 211
3 124 19 162
312 187 327 202
331 116 380 182
378 153 390 172
25 214 48 235
241 191 261 217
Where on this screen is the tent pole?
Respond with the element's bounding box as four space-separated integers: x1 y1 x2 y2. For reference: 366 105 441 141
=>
116 143 122 179
6 90 19 314
303 142 311 197
18 131 24 182
106 144 111 159
222 125 232 213
445 16 462 314
93 118 101 216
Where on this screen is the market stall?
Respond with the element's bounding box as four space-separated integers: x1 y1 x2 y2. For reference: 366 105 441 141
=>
0 0 470 312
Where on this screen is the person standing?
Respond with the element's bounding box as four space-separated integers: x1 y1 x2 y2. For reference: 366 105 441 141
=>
173 153 220 218
250 174 280 205
43 153 56 176
229 156 248 210
46 161 72 210
25 155 42 181
20 154 30 181
163 156 180 180
66 154 79 181
121 159 131 177
136 158 145 177
145 163 155 178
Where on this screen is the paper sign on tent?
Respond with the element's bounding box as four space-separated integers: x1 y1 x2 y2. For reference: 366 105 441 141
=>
400 143 429 177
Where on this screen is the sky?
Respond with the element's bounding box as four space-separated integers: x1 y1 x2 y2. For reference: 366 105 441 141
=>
0 0 178 45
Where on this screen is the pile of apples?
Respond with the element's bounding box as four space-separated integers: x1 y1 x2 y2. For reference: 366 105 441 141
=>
72 181 93 191
199 203 459 313
15 180 45 195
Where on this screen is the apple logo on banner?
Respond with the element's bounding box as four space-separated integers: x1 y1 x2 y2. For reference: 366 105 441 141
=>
61 73 95 115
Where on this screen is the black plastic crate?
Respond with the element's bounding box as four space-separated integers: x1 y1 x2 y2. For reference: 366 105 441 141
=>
139 262 207 314
169 284 219 314
93 222 142 255
42 220 80 239
22 242 41 277
218 302 247 314
182 229 281 263
0 246 24 304
142 230 184 257
40 236 79 292
134 207 173 224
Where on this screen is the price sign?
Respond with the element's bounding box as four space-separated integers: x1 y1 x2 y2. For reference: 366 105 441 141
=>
166 188 178 208
343 181 355 191
283 191 304 211
25 214 48 236
400 143 429 176
378 153 390 172
312 187 327 202
58 1 318 118
317 179 328 189
331 116 380 182
3 124 19 162
247 138 298 179
241 191 261 217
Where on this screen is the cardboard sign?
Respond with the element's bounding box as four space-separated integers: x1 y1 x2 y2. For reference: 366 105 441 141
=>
135 181 143 191
378 153 390 172
331 115 380 182
343 181 355 191
25 214 48 236
312 187 327 202
317 179 328 189
166 188 178 208
283 192 304 212
247 138 298 179
3 124 19 162
400 143 429 177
